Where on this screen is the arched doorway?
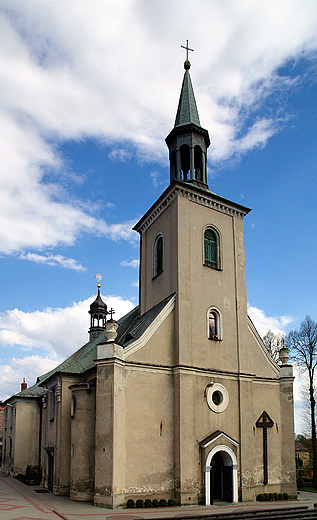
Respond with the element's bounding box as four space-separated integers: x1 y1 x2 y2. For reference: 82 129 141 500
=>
205 445 238 505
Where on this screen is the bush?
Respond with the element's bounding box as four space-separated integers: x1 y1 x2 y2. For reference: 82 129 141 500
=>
135 499 144 508
264 493 269 501
152 499 159 507
144 499 152 507
278 493 283 500
256 494 265 501
269 493 273 501
159 499 167 507
126 499 134 508
168 498 175 506
273 493 278 500
283 493 289 500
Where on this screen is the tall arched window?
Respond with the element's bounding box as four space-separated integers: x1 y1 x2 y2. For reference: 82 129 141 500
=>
153 234 163 277
204 227 219 269
207 308 222 340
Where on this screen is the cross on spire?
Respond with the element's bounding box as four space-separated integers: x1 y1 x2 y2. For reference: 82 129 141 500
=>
181 39 194 62
108 308 115 320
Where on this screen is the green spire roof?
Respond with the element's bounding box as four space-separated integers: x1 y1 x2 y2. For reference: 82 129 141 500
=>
174 70 201 127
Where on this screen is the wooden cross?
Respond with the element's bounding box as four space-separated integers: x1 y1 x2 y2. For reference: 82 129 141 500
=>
256 411 274 485
181 39 194 61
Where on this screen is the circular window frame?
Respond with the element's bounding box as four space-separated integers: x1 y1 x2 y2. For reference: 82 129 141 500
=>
206 383 229 413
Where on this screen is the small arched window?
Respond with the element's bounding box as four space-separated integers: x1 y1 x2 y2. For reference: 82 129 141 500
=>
204 227 219 269
207 308 222 340
153 234 163 278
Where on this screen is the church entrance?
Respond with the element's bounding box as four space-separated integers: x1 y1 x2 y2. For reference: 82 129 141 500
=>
205 445 238 505
210 452 233 503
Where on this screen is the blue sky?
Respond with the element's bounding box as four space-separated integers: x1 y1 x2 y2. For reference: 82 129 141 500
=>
1 0 317 432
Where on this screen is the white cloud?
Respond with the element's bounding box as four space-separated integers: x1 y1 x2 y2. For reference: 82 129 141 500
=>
0 294 135 400
0 0 317 255
121 259 140 269
0 295 135 356
0 355 61 402
248 304 295 337
20 252 87 271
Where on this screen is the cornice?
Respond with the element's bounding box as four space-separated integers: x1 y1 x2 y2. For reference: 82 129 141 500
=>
133 181 251 235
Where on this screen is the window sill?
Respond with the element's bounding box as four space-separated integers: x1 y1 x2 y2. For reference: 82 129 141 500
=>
152 270 163 281
203 263 222 271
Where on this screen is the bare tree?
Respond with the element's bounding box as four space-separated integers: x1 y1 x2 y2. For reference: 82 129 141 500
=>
286 316 317 485
263 330 284 363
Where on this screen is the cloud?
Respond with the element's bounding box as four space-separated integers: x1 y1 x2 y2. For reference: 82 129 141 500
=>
0 294 135 400
0 1 317 256
121 259 140 269
248 304 295 337
20 252 87 271
0 295 135 357
0 355 61 401
108 148 132 162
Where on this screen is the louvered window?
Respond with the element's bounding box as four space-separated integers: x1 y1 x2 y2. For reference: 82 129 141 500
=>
204 228 218 268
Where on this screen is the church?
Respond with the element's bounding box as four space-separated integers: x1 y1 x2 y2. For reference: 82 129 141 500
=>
1 55 296 507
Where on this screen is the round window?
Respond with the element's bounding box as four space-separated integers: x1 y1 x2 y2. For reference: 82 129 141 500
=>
206 383 229 413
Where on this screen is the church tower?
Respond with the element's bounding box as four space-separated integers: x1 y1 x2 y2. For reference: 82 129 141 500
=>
133 51 295 505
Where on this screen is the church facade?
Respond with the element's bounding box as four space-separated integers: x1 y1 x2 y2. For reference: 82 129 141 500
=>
1 59 296 507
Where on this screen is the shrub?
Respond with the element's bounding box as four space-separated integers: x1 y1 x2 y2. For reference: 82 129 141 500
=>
152 499 159 507
278 493 283 500
256 494 265 501
273 493 278 500
269 493 273 501
283 493 289 500
144 499 152 507
135 499 144 508
127 499 134 508
159 499 167 507
264 493 269 501
168 498 175 506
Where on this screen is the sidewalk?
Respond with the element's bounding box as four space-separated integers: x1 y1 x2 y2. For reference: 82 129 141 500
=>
1 473 316 520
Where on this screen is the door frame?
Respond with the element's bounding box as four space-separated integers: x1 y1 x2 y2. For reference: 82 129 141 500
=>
205 445 238 504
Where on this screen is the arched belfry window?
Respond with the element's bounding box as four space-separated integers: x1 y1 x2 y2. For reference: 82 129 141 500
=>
180 144 190 181
207 308 222 340
153 234 163 278
204 227 220 269
194 145 202 182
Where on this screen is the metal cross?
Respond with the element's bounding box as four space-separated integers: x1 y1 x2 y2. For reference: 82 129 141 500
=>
181 39 194 61
95 271 103 287
109 308 115 320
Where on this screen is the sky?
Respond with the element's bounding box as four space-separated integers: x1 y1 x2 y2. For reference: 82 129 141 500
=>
1 0 317 433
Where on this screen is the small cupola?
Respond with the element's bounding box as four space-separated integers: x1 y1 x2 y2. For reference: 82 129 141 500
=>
165 40 210 188
89 272 108 341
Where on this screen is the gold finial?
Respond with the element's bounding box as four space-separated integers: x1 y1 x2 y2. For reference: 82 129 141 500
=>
95 271 103 287
181 39 194 69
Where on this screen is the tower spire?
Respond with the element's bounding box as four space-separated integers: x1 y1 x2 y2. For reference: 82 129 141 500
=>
165 45 210 188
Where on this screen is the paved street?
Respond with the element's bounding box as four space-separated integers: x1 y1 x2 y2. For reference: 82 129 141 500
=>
1 473 317 520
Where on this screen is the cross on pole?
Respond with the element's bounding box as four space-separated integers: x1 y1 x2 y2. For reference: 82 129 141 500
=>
256 411 274 485
181 39 194 62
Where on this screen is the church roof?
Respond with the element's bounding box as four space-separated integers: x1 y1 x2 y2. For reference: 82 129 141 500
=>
174 70 201 128
10 295 174 395
116 293 175 347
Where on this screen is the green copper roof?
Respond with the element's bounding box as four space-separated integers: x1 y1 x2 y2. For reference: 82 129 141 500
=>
174 70 201 127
